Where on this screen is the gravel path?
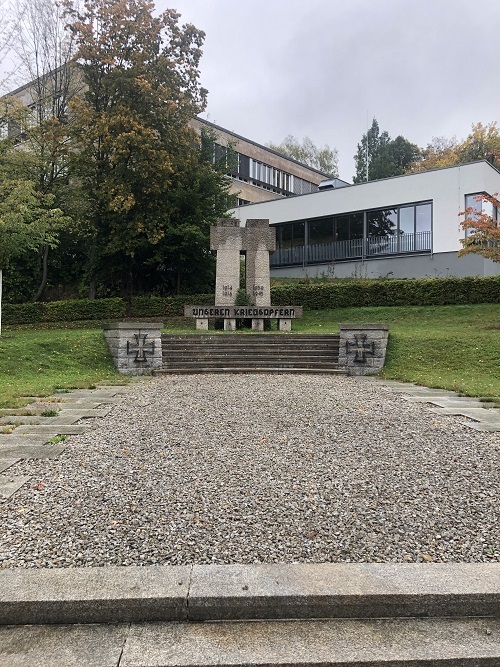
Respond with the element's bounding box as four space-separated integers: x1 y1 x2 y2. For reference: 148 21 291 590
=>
1 375 498 567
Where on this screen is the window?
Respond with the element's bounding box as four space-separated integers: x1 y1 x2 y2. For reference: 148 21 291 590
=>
309 218 334 245
368 209 397 237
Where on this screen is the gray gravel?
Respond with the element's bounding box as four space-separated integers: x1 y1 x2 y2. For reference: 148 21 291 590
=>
1 375 498 567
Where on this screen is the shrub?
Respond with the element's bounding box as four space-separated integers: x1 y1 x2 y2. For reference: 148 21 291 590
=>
270 276 500 309
2 298 125 325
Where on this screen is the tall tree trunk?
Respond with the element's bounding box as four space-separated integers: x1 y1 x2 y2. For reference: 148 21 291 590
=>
88 278 96 300
32 244 49 302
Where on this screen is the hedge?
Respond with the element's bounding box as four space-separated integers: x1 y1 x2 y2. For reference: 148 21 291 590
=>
2 277 499 325
270 276 500 309
2 294 214 325
2 298 126 325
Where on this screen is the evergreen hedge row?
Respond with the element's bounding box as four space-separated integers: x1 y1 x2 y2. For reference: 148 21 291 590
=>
2 294 213 325
271 276 500 309
2 277 499 325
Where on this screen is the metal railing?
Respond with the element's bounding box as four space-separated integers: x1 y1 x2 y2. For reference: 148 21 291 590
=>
270 231 432 266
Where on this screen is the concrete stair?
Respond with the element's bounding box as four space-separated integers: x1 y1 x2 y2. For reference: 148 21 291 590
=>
157 334 345 374
1 563 499 666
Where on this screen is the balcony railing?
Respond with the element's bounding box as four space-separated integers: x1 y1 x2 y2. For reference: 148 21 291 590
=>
270 231 432 266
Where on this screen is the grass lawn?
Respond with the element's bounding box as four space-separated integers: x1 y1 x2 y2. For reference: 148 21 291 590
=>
0 325 124 408
294 304 500 400
0 303 498 407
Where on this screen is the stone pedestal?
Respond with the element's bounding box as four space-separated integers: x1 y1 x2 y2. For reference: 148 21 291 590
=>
103 322 162 375
224 319 237 331
279 319 292 332
338 324 389 376
196 318 209 330
252 319 264 331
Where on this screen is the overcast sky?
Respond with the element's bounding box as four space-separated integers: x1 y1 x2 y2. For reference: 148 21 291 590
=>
158 0 500 180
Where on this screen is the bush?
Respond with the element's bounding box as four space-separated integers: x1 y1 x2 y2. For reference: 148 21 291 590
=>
270 276 500 309
2 298 126 325
128 294 214 318
3 276 498 325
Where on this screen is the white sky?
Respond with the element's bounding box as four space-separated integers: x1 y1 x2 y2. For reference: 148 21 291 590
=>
158 0 500 180
3 0 500 181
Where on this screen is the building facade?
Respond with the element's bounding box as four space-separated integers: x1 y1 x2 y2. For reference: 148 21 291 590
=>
230 161 500 279
190 118 337 206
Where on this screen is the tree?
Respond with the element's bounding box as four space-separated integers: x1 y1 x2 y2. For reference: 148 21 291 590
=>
408 122 500 174
0 140 68 333
459 193 500 263
267 135 338 177
64 0 229 298
2 0 80 300
353 118 420 183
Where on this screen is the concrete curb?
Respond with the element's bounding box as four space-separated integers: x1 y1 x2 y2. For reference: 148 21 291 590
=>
1 563 499 625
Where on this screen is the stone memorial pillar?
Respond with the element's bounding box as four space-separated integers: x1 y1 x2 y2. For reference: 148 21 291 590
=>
210 219 245 331
245 219 276 331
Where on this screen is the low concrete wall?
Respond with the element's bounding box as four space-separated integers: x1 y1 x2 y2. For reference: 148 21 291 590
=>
103 322 162 375
338 324 389 376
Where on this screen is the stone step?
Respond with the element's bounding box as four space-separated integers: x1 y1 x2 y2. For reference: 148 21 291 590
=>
2 617 499 666
162 344 341 348
162 362 341 370
120 617 500 666
162 335 340 340
156 367 346 375
2 563 499 626
163 350 338 363
2 564 498 665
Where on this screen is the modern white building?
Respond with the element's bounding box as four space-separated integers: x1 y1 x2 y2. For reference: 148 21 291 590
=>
230 161 500 279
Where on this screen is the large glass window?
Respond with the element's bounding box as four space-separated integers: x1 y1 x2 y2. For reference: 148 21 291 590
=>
368 209 397 237
415 203 431 232
292 221 305 248
309 218 334 245
399 206 414 235
334 212 363 242
280 223 293 249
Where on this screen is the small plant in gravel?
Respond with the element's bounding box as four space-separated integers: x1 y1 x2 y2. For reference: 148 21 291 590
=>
41 409 58 417
49 434 67 444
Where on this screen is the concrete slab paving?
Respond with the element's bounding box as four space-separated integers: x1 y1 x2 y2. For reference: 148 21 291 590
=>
465 422 500 432
0 474 30 499
0 623 129 667
430 407 500 422
372 379 500 432
54 408 114 418
0 409 40 417
405 397 486 408
12 424 89 435
119 617 500 667
0 434 52 447
0 443 68 459
0 459 19 473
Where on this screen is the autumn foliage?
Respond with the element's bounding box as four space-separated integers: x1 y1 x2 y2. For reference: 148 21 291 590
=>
459 193 500 263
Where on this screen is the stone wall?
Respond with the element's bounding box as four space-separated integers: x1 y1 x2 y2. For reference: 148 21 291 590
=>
103 322 163 375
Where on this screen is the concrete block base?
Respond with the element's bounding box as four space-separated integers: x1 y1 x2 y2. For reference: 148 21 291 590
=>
338 324 389 375
195 318 209 330
278 318 292 331
103 322 162 375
